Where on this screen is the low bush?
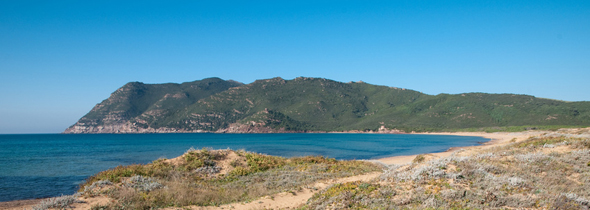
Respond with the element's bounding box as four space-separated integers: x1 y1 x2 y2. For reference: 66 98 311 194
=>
290 156 337 165
124 175 163 192
303 181 396 209
515 136 568 148
32 194 80 210
412 154 426 163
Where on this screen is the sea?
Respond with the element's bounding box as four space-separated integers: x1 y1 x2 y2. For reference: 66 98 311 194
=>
0 133 488 202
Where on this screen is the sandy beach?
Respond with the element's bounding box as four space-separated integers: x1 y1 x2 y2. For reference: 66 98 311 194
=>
0 130 547 210
376 131 540 165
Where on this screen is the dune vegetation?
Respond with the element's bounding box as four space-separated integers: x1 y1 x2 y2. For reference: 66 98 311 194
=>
75 148 380 209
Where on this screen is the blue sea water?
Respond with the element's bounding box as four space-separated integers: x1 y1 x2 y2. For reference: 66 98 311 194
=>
0 133 488 202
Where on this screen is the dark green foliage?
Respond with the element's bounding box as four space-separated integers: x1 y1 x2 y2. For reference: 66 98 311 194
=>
67 77 590 133
239 109 315 131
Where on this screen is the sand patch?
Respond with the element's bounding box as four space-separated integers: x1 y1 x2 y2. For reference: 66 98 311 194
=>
0 198 43 210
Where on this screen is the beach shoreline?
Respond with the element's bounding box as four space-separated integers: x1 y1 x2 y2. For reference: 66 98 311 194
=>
375 131 541 165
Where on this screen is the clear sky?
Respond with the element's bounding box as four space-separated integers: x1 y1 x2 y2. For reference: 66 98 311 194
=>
1 0 589 134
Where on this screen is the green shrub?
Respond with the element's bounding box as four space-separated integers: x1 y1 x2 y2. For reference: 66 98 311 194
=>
516 137 568 148
32 194 79 210
413 154 426 163
82 164 148 186
289 156 337 165
245 153 286 172
228 166 249 177
304 181 396 209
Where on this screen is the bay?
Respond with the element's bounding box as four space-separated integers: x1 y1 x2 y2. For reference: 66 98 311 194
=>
0 133 488 202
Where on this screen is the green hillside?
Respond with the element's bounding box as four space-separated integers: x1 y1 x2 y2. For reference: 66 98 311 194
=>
362 93 590 132
66 78 243 132
65 77 590 133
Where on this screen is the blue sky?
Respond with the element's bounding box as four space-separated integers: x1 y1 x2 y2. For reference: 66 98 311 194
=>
1 0 589 133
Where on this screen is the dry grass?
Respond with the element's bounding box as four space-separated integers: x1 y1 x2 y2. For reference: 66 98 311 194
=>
78 148 381 209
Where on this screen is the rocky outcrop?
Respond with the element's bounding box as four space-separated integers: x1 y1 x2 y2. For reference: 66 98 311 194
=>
64 122 205 134
215 122 301 133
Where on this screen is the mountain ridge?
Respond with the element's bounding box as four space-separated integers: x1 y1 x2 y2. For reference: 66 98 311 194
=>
64 77 590 133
